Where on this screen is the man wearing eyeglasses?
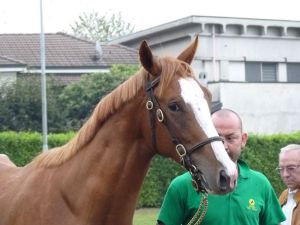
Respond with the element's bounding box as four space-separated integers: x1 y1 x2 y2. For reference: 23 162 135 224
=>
278 144 300 225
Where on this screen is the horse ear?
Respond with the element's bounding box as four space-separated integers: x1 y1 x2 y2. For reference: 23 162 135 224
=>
177 35 199 65
139 40 161 77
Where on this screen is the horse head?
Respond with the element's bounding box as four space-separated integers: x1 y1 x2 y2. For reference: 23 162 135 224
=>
139 36 237 194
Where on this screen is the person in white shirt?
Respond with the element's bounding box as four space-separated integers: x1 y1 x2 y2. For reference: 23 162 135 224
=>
278 144 300 225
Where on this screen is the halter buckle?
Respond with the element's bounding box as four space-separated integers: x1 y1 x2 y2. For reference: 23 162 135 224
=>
176 144 186 157
156 109 164 122
146 100 153 110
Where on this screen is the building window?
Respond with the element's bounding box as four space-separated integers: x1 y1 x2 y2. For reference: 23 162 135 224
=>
245 62 277 82
287 63 300 82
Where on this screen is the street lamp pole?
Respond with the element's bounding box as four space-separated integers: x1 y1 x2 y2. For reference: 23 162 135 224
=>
40 0 48 152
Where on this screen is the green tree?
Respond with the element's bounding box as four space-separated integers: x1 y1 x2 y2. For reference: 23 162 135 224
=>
70 11 135 42
0 65 139 132
0 75 64 132
58 64 139 130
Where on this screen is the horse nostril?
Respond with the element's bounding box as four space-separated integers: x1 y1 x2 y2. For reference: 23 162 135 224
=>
219 170 230 192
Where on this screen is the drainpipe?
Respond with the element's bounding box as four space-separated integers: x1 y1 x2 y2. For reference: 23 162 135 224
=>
212 24 216 81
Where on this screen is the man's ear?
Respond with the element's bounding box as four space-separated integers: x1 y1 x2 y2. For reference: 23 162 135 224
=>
241 132 248 148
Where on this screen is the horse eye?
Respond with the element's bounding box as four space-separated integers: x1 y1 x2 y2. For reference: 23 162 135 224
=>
168 102 180 112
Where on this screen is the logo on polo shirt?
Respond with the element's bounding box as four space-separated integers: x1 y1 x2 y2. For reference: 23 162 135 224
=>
247 198 257 211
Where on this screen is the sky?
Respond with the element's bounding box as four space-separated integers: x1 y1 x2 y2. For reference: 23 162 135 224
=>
1 0 300 34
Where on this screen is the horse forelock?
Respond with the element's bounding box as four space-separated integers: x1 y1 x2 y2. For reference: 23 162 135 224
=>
32 57 193 168
156 57 194 97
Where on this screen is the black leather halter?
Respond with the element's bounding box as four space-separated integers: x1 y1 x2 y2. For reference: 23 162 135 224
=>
145 75 223 193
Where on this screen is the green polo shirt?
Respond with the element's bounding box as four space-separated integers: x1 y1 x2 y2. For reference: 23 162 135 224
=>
157 160 285 225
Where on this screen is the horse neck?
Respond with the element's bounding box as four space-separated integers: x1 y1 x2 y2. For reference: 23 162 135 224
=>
60 96 155 225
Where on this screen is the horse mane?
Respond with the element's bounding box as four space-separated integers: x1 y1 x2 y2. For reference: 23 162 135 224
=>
33 57 194 168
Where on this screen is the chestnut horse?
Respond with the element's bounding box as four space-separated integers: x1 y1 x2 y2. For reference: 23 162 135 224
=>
0 37 237 225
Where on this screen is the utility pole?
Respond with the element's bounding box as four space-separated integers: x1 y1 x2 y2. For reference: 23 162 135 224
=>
40 0 48 152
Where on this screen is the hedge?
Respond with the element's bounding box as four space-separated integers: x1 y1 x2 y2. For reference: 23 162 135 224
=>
0 132 75 166
0 131 300 207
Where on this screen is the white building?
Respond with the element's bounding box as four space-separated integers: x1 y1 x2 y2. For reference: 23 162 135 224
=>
110 16 300 134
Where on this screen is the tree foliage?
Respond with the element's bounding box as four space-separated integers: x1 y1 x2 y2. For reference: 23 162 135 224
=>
58 64 139 130
70 11 135 42
0 65 140 133
0 75 63 132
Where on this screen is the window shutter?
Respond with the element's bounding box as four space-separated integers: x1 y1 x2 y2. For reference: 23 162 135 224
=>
245 62 261 82
262 63 277 81
287 63 300 82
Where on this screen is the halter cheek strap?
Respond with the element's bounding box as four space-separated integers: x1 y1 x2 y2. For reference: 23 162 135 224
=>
145 74 223 193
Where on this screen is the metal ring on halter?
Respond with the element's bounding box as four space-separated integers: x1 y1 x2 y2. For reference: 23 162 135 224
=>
192 179 199 191
156 109 164 122
176 144 186 157
190 165 198 173
146 100 153 110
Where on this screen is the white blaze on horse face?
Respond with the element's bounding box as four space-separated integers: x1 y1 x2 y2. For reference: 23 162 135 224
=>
178 78 237 178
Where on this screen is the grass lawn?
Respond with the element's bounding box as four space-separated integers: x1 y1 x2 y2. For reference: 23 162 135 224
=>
133 208 160 225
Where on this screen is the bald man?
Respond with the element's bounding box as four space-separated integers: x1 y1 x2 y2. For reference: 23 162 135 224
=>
157 109 285 225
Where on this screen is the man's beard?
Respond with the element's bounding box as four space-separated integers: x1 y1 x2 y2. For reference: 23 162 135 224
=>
228 151 240 163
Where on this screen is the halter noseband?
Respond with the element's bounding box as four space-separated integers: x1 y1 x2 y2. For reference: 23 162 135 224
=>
145 75 223 193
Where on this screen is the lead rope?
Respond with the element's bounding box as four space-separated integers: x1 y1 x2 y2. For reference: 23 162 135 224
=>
187 193 208 225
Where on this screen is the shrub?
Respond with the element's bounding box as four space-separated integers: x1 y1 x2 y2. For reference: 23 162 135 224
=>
0 132 74 166
58 65 139 130
1 131 299 207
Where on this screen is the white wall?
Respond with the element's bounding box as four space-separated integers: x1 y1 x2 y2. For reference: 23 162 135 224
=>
111 16 300 134
210 82 300 134
278 63 287 82
228 61 245 81
199 36 300 62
